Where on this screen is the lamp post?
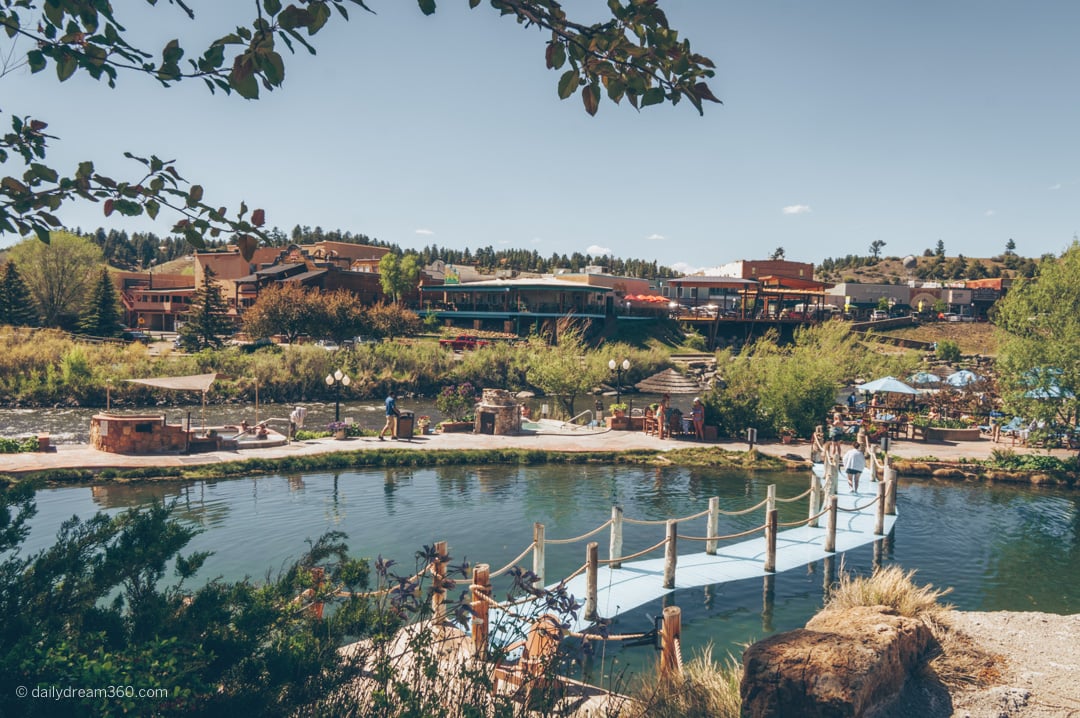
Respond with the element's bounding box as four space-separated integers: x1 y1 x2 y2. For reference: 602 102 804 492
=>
608 358 630 406
325 369 351 422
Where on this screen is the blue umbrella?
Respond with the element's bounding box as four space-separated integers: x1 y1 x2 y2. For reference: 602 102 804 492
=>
909 372 941 385
856 376 919 395
946 370 980 387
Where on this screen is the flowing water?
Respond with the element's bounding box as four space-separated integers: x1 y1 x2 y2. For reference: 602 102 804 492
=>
21 465 1080 683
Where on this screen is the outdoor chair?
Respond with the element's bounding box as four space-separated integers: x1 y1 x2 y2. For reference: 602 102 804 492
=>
492 613 564 706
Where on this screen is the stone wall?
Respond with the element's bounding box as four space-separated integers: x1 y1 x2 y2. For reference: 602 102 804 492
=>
90 414 191 454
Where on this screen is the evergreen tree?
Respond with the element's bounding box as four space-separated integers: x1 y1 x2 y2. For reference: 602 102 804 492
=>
78 268 124 337
0 261 38 327
179 267 232 350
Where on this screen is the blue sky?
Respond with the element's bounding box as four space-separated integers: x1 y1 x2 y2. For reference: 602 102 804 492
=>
5 1 1079 272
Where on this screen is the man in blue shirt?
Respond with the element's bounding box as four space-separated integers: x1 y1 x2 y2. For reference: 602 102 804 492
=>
378 391 399 441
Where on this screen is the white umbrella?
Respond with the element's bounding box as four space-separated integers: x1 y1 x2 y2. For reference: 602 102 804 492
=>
855 376 919 395
946 370 980 387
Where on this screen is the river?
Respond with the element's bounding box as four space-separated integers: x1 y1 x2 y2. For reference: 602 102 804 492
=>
20 464 1080 682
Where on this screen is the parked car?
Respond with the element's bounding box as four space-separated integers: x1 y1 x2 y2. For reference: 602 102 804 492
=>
941 313 961 322
122 330 153 344
870 310 889 321
438 334 489 351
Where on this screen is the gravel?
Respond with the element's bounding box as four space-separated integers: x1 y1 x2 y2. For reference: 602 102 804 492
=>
916 611 1080 718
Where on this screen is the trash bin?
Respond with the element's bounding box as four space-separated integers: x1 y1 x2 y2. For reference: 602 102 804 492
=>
394 411 414 440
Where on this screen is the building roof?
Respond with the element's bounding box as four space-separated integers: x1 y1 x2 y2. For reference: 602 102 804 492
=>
422 277 612 293
668 276 758 286
281 269 328 283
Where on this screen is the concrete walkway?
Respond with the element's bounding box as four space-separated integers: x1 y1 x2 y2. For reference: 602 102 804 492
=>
0 427 1073 476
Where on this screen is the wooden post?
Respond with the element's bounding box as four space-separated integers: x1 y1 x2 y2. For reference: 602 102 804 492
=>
826 458 839 496
585 541 599 622
824 495 838 553
532 522 545 589
761 573 776 633
432 540 447 622
310 567 326 620
766 484 776 515
663 520 677 589
706 496 720 555
471 563 491 656
809 471 821 528
885 476 897 516
764 508 778 573
659 605 683 680
609 506 624 569
874 481 886 535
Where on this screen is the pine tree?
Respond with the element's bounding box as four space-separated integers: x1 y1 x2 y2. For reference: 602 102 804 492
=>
78 268 124 337
179 267 232 350
0 261 38 327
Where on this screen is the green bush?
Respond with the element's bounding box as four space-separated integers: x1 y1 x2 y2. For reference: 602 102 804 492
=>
0 437 38 453
935 339 961 362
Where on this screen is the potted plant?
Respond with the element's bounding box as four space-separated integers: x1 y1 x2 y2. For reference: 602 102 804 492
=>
609 402 628 417
328 421 347 440
779 426 796 444
416 416 431 435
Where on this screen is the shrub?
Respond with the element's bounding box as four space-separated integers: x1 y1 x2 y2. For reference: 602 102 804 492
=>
632 642 742 718
826 565 952 621
935 339 961 362
435 382 476 422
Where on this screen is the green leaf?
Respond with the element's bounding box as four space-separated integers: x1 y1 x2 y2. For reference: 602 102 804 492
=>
545 42 566 70
263 0 282 14
418 0 437 15
189 185 204 203
641 87 665 106
27 50 46 73
146 200 160 220
56 55 77 82
29 164 59 183
33 225 51 244
557 70 578 100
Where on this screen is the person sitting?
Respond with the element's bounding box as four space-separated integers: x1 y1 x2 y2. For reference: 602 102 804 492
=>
240 419 250 434
255 422 268 438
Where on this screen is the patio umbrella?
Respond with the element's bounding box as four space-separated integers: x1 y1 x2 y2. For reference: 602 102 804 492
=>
1025 386 1075 400
946 370 980 387
909 372 941 385
855 376 919 395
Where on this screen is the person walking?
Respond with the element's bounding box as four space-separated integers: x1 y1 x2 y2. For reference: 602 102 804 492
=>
378 391 399 441
691 397 705 440
841 441 866 494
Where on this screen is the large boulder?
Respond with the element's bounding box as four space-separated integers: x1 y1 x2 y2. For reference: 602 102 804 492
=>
741 605 932 717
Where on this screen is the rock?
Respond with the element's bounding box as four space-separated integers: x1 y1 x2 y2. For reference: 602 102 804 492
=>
932 467 965 480
741 606 931 718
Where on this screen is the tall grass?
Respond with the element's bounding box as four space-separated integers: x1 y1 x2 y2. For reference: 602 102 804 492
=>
825 565 952 622
630 643 743 718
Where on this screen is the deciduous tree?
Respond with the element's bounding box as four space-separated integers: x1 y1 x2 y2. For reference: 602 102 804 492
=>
378 253 421 304
993 241 1080 426
7 230 102 327
242 283 321 344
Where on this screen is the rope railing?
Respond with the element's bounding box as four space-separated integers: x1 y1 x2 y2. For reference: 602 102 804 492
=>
778 505 831 528
545 519 613 545
596 537 668 565
837 494 881 513
676 522 768 543
774 486 813 503
490 541 537 578
623 506 710 525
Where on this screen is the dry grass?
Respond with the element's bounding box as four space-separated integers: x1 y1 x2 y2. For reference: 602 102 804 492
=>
827 566 1003 692
630 642 743 718
826 565 953 621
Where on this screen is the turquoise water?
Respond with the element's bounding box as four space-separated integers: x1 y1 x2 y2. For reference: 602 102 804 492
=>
22 466 1080 681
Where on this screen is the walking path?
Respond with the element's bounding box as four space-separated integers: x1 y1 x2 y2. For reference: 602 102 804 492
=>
0 427 1072 475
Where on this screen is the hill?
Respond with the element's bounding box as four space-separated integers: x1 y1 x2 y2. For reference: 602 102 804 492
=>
816 253 1039 285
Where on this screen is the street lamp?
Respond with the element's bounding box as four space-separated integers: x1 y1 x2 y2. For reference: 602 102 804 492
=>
325 369 351 422
608 358 630 406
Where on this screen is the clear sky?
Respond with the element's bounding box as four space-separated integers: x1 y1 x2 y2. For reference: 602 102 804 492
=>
5 1 1079 272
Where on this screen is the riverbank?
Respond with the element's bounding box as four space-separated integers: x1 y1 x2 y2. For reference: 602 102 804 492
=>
0 429 1076 484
